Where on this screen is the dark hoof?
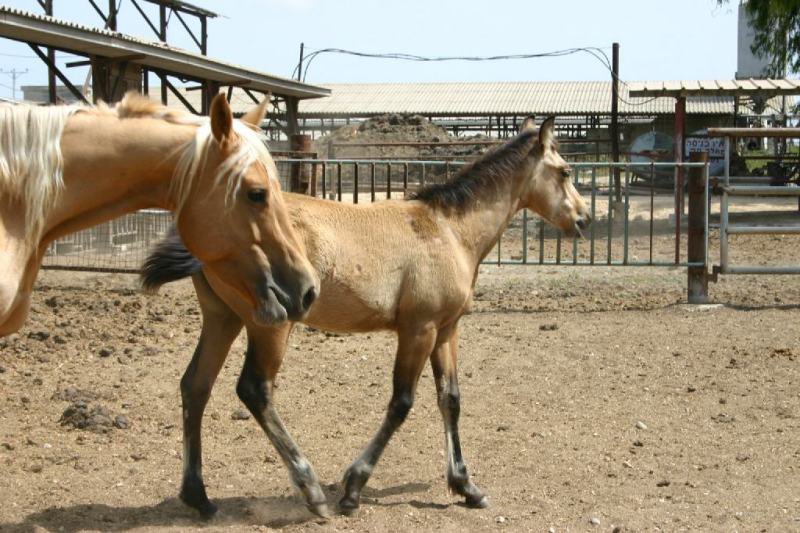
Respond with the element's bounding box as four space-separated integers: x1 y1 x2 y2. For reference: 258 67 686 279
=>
180 489 218 519
307 501 331 519
465 494 489 509
338 496 359 516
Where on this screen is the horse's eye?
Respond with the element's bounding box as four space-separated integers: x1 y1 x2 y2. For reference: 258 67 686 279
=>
247 188 267 204
561 168 571 179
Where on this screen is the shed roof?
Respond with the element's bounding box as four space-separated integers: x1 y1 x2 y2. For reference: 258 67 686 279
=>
628 79 800 98
0 6 329 100
294 81 788 117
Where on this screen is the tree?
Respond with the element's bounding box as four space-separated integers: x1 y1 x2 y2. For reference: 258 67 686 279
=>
719 0 799 76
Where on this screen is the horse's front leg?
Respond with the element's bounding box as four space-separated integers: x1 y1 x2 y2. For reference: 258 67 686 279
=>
235 323 329 518
339 322 437 514
430 324 488 508
180 273 243 518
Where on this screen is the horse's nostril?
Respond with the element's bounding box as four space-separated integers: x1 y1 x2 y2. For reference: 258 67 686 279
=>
302 286 317 311
577 218 587 230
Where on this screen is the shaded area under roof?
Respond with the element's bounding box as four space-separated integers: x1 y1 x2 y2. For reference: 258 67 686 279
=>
0 6 329 100
628 79 800 98
297 82 785 118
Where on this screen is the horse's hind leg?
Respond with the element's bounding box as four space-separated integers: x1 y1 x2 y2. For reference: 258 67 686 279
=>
180 273 243 518
339 323 437 514
430 325 488 508
236 324 329 518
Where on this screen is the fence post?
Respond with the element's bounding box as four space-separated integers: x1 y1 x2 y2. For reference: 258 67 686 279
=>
687 151 709 303
290 134 312 194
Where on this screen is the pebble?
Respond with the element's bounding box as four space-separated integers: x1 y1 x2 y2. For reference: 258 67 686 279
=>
130 453 146 462
231 409 251 421
656 480 670 487
548 528 556 533
635 420 648 430
0 365 6 373
98 347 113 357
1 442 14 451
28 330 50 342
29 464 43 473
589 516 601 526
539 323 558 331
114 415 130 429
495 516 507 524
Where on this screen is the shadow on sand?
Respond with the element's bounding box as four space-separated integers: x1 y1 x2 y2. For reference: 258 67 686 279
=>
0 482 431 532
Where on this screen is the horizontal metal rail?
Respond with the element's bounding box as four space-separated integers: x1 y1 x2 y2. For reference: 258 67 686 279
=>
708 127 800 138
727 225 800 235
721 185 800 196
722 266 800 275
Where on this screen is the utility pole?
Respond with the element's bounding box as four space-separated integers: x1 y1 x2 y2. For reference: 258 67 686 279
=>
611 42 621 205
297 42 305 81
0 68 28 100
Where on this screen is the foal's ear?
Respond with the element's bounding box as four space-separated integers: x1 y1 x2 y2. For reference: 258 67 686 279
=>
539 116 556 147
241 92 271 129
520 115 536 133
209 93 234 145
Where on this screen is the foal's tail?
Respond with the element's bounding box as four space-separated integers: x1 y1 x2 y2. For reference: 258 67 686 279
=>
140 226 203 293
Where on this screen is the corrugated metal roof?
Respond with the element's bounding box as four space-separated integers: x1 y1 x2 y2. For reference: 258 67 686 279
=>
628 79 800 97
0 7 329 99
295 81 790 117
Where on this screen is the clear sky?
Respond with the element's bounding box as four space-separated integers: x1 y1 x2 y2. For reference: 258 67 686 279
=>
0 0 739 99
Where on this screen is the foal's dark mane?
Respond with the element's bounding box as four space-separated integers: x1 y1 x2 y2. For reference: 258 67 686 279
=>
409 130 540 213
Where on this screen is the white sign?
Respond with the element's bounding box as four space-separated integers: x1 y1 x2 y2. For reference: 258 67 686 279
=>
685 137 726 159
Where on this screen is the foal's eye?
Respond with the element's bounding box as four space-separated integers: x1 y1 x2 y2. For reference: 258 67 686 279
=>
247 188 267 204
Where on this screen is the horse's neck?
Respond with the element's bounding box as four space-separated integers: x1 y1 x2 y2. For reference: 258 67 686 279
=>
42 114 195 244
452 172 526 264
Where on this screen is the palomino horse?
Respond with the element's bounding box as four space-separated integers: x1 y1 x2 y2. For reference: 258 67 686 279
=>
0 92 317 336
142 117 591 518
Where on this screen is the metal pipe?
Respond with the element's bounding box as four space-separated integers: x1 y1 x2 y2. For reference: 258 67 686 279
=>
522 209 528 264
590 167 596 265
607 167 613 265
726 225 800 234
720 137 730 273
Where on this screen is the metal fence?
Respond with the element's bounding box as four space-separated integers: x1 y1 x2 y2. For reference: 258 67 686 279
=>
42 209 173 272
709 127 800 275
277 158 707 268
42 159 707 275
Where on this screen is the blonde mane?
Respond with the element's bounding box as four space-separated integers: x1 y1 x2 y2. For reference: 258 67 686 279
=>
0 102 80 243
0 93 275 243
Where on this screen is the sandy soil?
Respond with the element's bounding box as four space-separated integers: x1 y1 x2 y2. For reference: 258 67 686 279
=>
2 218 800 532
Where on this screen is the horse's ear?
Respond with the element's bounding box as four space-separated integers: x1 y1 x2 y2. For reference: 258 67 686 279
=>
241 93 271 129
209 93 233 145
520 115 536 133
539 116 556 147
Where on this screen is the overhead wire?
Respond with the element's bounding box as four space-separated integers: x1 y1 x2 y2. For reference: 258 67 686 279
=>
294 45 664 107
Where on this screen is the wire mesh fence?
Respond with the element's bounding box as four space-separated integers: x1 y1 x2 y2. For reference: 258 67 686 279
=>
42 209 173 272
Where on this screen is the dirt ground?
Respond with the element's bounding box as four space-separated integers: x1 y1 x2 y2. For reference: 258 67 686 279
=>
3 217 800 532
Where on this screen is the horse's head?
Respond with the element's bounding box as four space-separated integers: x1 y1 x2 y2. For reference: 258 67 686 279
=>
518 116 591 236
175 94 318 326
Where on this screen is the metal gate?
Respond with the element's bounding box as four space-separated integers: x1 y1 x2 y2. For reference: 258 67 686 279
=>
709 127 800 276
